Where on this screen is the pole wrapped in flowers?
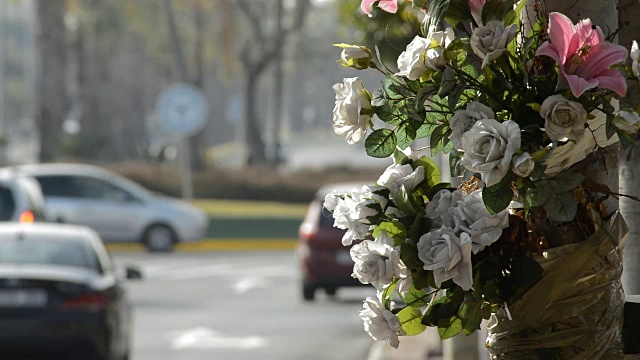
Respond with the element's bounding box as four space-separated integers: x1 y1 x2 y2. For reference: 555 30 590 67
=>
325 0 640 357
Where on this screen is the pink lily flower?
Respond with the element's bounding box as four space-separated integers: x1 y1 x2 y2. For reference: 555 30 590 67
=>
361 0 398 15
469 0 486 26
536 12 628 98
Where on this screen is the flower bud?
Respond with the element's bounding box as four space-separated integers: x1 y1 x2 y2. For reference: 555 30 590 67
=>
335 44 372 70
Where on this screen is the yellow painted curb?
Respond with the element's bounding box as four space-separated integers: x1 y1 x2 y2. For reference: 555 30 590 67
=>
105 238 299 252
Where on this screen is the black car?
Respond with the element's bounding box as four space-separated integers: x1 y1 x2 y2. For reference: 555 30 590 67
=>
0 224 140 359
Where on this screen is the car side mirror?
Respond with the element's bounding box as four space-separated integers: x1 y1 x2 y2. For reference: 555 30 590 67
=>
125 266 143 280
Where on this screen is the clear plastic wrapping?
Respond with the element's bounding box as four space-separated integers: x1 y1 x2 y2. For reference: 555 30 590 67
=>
486 212 628 359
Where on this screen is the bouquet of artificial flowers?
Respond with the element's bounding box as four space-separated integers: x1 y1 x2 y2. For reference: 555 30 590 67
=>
325 0 640 357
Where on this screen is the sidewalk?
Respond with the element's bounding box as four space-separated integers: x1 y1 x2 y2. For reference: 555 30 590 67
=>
366 328 442 360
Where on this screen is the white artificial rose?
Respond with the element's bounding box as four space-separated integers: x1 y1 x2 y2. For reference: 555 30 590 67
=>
377 164 425 197
417 227 473 290
449 102 495 151
396 29 454 80
350 231 408 291
425 189 463 228
614 111 640 133
340 46 372 70
323 190 341 212
332 189 378 246
511 152 535 177
451 190 509 254
631 41 639 80
332 77 372 144
460 119 521 187
359 297 406 349
470 20 517 69
396 35 431 80
540 94 588 142
424 27 455 71
361 185 389 211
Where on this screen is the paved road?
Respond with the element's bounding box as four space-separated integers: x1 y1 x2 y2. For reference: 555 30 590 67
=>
112 251 376 360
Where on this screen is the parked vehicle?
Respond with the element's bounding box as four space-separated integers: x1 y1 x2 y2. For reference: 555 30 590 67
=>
0 170 46 223
297 182 366 301
0 223 140 359
9 164 209 252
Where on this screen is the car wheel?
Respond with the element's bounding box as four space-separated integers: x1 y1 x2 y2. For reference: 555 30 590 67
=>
325 287 337 296
302 281 316 301
143 225 176 252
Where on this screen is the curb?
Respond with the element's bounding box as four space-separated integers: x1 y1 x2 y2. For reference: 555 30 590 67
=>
105 238 298 252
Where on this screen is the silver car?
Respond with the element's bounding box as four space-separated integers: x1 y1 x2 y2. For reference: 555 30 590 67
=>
10 164 209 252
0 170 46 223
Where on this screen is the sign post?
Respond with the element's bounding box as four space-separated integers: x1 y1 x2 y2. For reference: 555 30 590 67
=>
157 83 209 200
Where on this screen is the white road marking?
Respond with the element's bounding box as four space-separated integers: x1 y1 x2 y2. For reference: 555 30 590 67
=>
233 277 268 294
169 327 268 350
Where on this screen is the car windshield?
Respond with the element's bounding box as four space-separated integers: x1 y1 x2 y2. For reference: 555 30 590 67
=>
0 186 15 221
0 235 99 271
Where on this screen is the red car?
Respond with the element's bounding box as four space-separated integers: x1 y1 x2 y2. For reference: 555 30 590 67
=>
297 183 366 301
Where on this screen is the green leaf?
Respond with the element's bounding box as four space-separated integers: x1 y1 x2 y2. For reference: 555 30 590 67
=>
365 129 397 158
384 76 408 100
504 0 526 26
393 148 410 165
373 220 408 246
448 84 466 110
461 63 477 79
617 127 635 150
482 172 514 215
445 0 471 26
371 89 386 107
438 316 462 340
429 124 450 156
551 172 584 192
375 103 404 125
394 185 417 216
415 156 442 189
398 306 427 336
459 300 484 335
397 121 419 150
543 190 577 222
481 0 517 24
422 0 451 35
415 86 439 111
526 187 548 207
400 243 421 269
427 183 452 201
438 67 457 98
402 285 430 308
381 281 398 308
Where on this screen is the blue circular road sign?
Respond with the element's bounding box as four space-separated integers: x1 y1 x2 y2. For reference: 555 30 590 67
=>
157 83 209 137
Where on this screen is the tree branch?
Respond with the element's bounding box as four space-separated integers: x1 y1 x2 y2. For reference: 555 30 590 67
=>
237 0 266 43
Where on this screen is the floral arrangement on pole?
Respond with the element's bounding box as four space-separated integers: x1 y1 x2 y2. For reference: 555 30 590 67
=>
326 0 640 349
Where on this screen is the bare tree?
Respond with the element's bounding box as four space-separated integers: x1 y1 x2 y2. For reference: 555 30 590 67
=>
34 0 67 162
163 0 208 170
237 0 310 165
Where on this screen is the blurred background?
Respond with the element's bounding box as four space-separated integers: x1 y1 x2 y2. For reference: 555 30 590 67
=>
0 1 445 360
0 0 426 201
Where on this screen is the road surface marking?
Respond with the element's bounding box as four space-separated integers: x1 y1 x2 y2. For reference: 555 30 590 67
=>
169 327 268 350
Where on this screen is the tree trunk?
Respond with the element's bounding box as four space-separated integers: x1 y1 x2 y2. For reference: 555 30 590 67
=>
245 71 267 165
270 0 285 165
188 0 207 170
164 0 206 170
35 0 67 162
